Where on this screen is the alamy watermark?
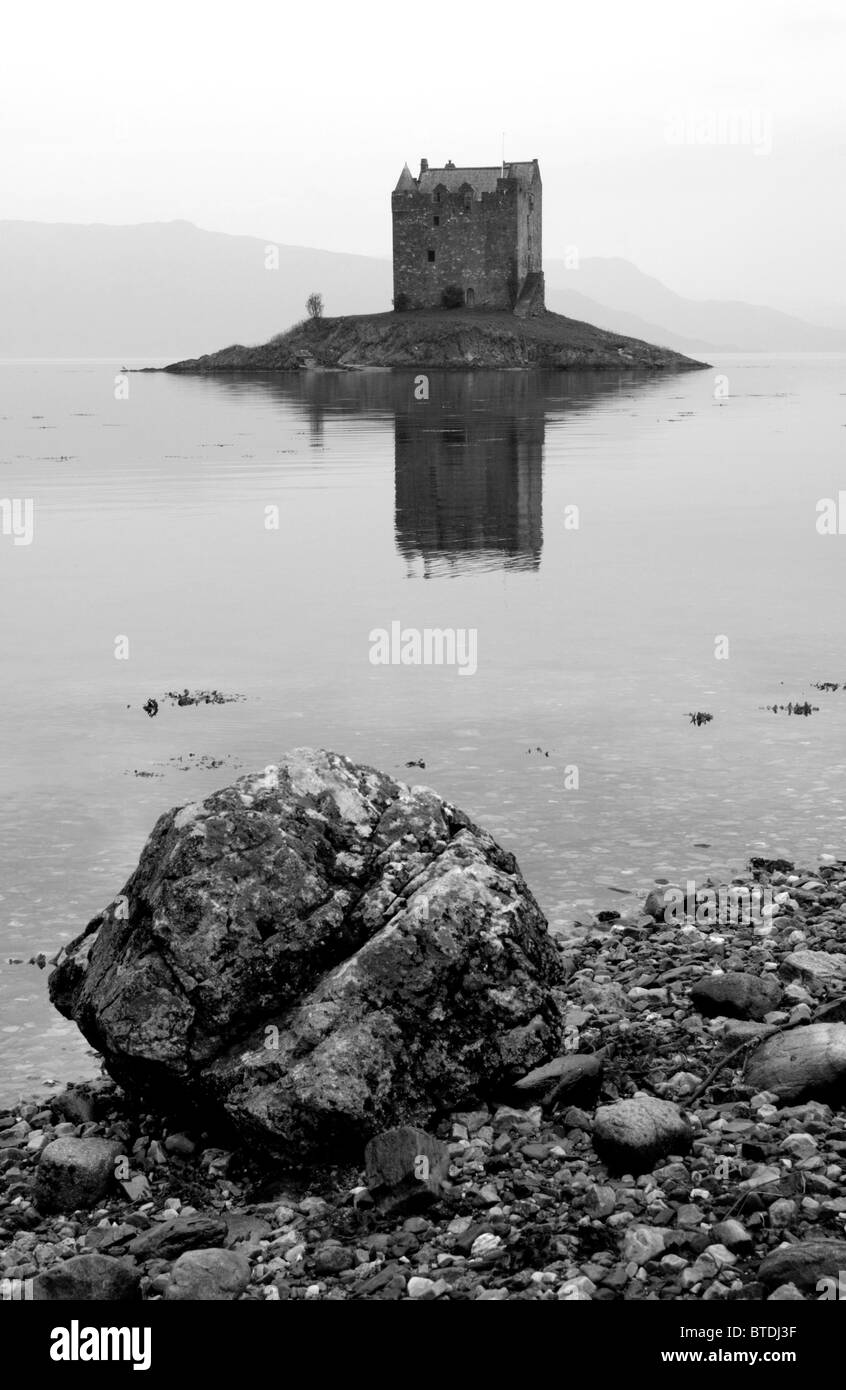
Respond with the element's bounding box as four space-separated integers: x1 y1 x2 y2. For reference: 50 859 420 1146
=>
658 880 775 928
0 498 34 546
369 622 477 676
664 107 773 156
0 1277 33 1300
50 1321 151 1370
816 493 846 534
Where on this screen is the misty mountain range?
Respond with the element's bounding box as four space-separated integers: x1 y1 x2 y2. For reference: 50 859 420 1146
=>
2 219 845 359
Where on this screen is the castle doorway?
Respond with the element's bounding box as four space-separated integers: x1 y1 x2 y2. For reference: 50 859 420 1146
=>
466 288 475 307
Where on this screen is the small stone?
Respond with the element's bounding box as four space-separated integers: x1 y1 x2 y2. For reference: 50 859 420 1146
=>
780 1133 817 1160
364 1126 450 1209
452 1110 489 1135
780 951 846 988
681 1253 718 1288
676 1204 706 1229
645 886 679 920
663 1072 701 1098
768 1199 797 1228
560 1106 592 1131
740 1165 782 1190
710 1219 753 1253
164 1133 196 1156
514 1053 603 1105
586 1184 616 1218
750 1091 780 1108
407 1276 437 1299
314 1245 354 1275
557 1276 595 1299
34 1138 123 1214
704 1244 737 1270
224 1213 273 1248
128 1213 227 1260
470 1233 502 1259
118 1174 151 1202
621 1226 669 1264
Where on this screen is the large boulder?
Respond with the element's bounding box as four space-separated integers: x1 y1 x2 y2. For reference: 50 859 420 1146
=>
759 1240 846 1291
690 971 782 1021
592 1096 693 1174
744 1023 846 1103
33 1253 140 1301
50 749 564 1157
780 951 846 990
163 1249 251 1301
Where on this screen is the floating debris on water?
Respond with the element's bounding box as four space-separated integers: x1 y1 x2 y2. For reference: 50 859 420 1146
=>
136 690 245 715
164 689 244 707
761 702 819 716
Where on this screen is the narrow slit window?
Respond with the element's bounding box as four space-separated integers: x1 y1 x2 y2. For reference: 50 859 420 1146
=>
427 249 435 263
433 216 440 226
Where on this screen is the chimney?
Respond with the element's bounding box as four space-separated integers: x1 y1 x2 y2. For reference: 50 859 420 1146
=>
445 159 455 170
420 158 428 173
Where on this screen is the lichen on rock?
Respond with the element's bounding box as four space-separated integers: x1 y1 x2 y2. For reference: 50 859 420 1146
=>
50 748 564 1157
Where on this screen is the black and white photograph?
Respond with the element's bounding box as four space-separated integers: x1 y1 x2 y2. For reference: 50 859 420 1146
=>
1 0 845 1367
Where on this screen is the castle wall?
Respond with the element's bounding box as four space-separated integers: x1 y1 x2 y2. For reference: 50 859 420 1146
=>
515 177 542 285
392 182 521 310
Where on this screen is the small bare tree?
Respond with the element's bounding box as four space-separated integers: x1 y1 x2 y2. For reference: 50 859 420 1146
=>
306 291 324 319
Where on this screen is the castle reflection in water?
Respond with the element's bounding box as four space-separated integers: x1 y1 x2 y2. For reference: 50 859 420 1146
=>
393 374 544 577
196 368 646 577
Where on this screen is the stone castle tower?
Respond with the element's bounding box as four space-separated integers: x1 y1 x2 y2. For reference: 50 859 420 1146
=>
391 157 544 316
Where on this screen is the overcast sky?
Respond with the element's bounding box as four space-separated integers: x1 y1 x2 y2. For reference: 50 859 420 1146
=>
1 0 843 313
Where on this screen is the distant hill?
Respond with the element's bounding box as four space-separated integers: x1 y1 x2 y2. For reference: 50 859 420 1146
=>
545 256 846 353
1 220 844 358
0 220 390 358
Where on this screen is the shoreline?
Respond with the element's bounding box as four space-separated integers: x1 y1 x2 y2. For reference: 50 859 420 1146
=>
161 308 710 375
4 854 846 1302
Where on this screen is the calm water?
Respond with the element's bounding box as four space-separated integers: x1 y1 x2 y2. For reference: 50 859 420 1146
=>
2 356 846 1101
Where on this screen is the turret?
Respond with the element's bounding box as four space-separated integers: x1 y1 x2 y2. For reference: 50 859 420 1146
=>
394 163 416 194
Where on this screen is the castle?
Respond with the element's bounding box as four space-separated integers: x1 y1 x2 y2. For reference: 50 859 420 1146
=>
391 158 545 316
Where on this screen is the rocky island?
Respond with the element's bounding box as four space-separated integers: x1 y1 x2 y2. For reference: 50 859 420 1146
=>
165 158 709 375
164 307 708 374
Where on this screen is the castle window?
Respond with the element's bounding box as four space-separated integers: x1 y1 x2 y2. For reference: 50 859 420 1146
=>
433 216 439 226
427 249 435 263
